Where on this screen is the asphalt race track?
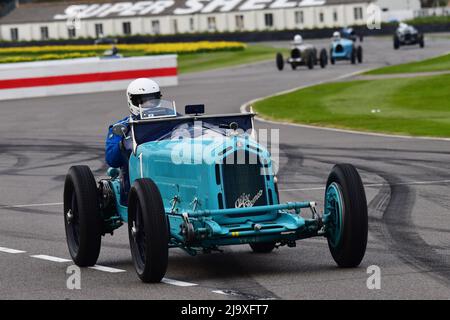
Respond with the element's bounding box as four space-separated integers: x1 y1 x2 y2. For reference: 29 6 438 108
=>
0 35 449 299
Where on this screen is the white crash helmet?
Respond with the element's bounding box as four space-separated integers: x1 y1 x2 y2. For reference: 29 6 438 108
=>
293 34 303 45
127 78 162 117
333 31 341 41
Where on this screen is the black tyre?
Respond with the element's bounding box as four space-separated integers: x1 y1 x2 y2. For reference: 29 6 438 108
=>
307 51 315 69
64 165 102 267
291 63 297 70
357 46 363 63
276 52 284 71
250 242 276 253
394 36 400 50
419 35 425 48
330 49 335 65
320 48 328 68
128 178 168 283
351 47 356 64
324 164 368 268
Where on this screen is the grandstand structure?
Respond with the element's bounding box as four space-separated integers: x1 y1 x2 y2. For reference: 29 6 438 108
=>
0 0 421 41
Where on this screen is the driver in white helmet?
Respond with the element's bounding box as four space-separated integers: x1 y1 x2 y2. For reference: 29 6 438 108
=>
292 34 303 48
333 31 341 41
105 78 162 169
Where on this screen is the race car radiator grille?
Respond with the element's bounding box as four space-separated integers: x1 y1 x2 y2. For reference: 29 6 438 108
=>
221 151 268 210
291 49 301 59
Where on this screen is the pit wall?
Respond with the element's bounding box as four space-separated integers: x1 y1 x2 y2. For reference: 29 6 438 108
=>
0 54 177 101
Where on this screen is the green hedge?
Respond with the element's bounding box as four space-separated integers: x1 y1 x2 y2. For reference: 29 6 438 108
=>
405 15 450 25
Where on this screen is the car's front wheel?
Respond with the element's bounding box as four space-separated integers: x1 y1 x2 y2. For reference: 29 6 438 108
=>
394 35 400 50
128 178 168 283
324 164 368 268
419 35 425 48
320 49 328 68
276 53 284 71
64 165 102 267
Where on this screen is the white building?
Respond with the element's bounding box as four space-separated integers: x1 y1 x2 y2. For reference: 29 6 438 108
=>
376 0 424 21
0 0 421 41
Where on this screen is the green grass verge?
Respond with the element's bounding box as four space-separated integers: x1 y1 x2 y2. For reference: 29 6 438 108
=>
404 15 450 25
178 44 286 74
0 44 284 74
254 74 450 138
365 53 450 75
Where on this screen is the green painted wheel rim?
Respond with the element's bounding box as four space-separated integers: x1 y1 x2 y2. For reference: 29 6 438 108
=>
324 182 344 248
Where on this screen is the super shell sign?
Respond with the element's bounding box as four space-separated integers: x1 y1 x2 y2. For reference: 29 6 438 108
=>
54 0 327 19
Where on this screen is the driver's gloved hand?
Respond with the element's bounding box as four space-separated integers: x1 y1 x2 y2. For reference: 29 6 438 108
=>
119 139 126 153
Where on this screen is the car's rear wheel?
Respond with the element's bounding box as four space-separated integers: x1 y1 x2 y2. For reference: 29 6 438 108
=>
357 46 363 63
307 51 315 69
330 49 335 65
128 178 168 283
324 164 368 268
276 53 284 71
351 47 356 64
250 242 276 253
64 165 102 267
320 48 328 68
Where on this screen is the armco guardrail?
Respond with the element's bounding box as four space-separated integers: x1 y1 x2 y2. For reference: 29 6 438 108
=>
0 55 177 101
0 22 448 47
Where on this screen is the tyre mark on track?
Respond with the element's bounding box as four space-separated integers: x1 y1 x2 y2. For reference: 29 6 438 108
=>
211 289 276 300
180 251 281 300
279 143 450 287
365 169 450 287
0 204 61 216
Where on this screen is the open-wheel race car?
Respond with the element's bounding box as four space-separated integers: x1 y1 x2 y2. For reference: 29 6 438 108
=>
393 23 424 50
63 101 368 283
330 31 363 65
341 27 364 42
276 34 328 71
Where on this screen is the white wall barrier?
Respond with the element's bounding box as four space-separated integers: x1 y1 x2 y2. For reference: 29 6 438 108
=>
0 55 178 101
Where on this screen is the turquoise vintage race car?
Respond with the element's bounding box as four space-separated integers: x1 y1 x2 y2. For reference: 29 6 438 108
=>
330 37 363 65
63 101 368 283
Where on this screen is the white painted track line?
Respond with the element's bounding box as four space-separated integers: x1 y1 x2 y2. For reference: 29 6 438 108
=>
89 265 126 273
0 246 26 254
30 255 71 263
212 290 228 296
162 278 198 287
